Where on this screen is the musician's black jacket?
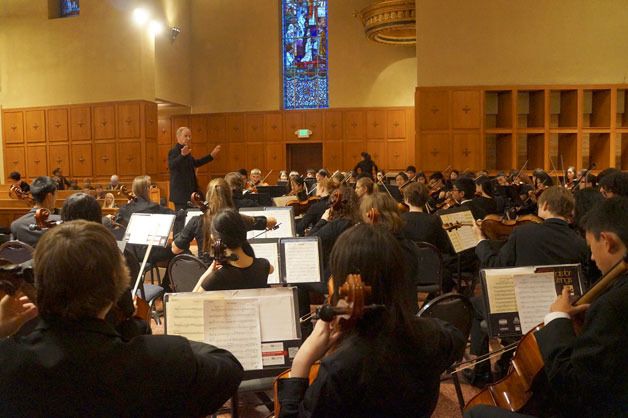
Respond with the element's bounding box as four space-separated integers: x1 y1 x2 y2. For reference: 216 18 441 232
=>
168 143 213 205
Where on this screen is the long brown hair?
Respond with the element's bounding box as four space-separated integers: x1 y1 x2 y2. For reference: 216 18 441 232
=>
202 178 235 253
359 192 404 233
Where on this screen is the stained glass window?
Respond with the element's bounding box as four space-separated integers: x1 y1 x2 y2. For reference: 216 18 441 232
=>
282 0 328 110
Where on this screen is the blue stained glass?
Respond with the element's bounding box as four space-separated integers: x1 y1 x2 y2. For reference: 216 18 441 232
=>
282 0 328 110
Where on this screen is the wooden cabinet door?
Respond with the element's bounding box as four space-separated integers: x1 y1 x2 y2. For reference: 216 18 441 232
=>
158 118 171 145
366 141 386 168
117 103 141 139
48 144 70 175
25 110 46 143
145 102 158 139
171 115 190 142
228 142 245 169
283 111 304 140
265 143 285 172
418 90 449 130
4 147 26 178
452 90 481 129
117 141 142 176
420 133 451 171
3 112 24 144
93 142 117 176
158 144 170 174
305 111 323 141
246 143 265 170
70 106 91 141
366 110 386 139
324 110 343 141
93 105 116 140
227 114 244 142
453 133 481 170
264 112 283 142
343 141 365 170
145 141 158 175
245 114 264 142
387 141 407 170
208 114 227 142
26 145 47 177
71 144 93 177
47 108 69 141
323 142 342 170
344 111 365 140
387 109 407 139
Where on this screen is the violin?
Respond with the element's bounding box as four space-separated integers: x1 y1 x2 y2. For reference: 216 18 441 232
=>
117 185 137 204
434 192 458 211
9 184 34 206
188 192 209 213
464 256 628 414
28 208 63 231
287 196 321 217
442 214 543 241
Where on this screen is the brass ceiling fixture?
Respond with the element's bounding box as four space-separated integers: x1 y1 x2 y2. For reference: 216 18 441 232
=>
358 0 416 45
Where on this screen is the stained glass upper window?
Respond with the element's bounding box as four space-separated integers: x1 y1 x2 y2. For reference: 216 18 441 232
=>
282 0 328 110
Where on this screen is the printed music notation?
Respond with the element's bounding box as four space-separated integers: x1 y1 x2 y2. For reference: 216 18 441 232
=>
439 210 479 253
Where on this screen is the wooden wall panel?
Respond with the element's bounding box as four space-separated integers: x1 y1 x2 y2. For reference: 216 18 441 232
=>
452 90 481 129
420 134 450 171
366 110 386 139
93 142 117 176
194 141 210 174
208 142 226 173
227 114 244 142
343 141 365 170
264 113 283 142
158 118 171 145
71 144 93 177
171 115 190 141
324 110 342 140
265 143 285 172
117 141 142 176
70 106 91 141
3 112 24 144
305 111 323 141
323 142 342 170
418 90 449 130
190 115 208 144
208 114 227 142
145 141 158 175
366 140 386 167
25 110 46 143
47 109 69 142
246 143 265 169
245 114 264 142
4 147 25 177
228 142 245 169
48 144 70 175
284 111 304 141
343 111 365 139
386 110 406 139
158 144 170 174
387 141 407 170
26 145 47 177
145 102 158 139
92 105 116 140
117 103 141 139
452 133 481 170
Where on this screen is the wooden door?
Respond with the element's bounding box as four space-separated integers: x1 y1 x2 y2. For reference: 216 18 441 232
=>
117 103 141 139
3 111 24 144
70 106 91 141
93 105 116 140
26 145 47 177
366 110 386 139
418 90 449 130
265 143 285 172
48 144 70 175
71 144 93 177
344 111 365 140
386 110 407 139
47 108 69 141
25 110 46 143
324 110 343 141
287 143 322 174
93 142 117 176
245 114 265 142
264 112 283 142
117 141 142 176
323 142 342 170
4 147 26 178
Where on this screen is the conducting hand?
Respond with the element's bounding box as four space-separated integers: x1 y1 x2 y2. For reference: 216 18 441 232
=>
181 144 192 156
290 318 342 378
0 294 38 338
210 145 222 158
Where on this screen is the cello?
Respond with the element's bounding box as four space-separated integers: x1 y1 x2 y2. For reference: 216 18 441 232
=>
464 256 628 414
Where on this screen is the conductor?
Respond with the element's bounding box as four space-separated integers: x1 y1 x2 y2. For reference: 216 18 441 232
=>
168 126 221 210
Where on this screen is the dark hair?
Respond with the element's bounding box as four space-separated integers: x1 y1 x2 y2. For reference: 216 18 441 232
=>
329 185 359 222
318 169 329 178
306 168 316 175
429 171 444 181
211 209 255 257
599 172 628 197
574 188 604 235
224 172 245 193
9 171 21 181
30 176 57 204
581 196 628 247
538 186 575 218
35 221 129 319
596 167 620 184
454 177 476 200
61 193 102 223
405 165 417 174
52 167 62 176
402 182 428 207
475 175 495 196
395 172 409 182
535 171 554 187
415 171 427 182
237 168 248 177
361 152 371 161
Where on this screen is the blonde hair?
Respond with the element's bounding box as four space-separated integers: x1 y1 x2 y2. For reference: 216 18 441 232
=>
131 175 151 201
103 193 116 208
202 178 235 253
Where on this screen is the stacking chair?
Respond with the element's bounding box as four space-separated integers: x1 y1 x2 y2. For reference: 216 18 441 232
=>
167 254 208 292
418 292 474 412
0 240 34 265
414 241 444 297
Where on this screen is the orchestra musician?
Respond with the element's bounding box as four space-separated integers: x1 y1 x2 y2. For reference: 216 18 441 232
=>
276 224 465 417
354 176 375 200
0 221 243 417
249 168 269 187
405 165 417 182
598 171 628 198
395 171 409 188
563 166 576 189
51 167 72 191
438 177 486 220
296 178 336 236
465 196 628 418
224 171 258 209
8 171 30 193
401 182 450 254
353 151 378 180
287 176 308 201
10 176 60 247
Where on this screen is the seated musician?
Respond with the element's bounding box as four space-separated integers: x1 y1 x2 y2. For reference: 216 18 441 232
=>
196 210 273 292
401 182 450 253
51 167 72 190
564 166 576 189
315 168 329 183
465 196 628 418
415 170 428 184
598 170 628 198
288 176 307 201
405 165 417 182
107 174 121 190
0 221 243 417
437 176 486 220
532 170 553 195
395 171 409 188
354 175 374 200
277 224 466 418
474 176 502 216
10 176 60 247
224 171 257 209
250 168 269 187
60 193 148 338
427 171 448 210
8 171 29 193
296 178 336 236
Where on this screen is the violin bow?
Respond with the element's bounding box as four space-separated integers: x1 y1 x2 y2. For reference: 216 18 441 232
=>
260 169 273 185
560 154 566 187
549 157 560 187
512 160 529 184
250 223 281 239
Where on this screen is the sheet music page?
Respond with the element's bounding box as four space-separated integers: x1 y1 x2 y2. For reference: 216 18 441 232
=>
165 297 206 342
485 273 518 314
185 210 202 226
272 196 294 207
204 299 263 370
126 213 175 246
258 293 298 341
250 242 281 284
514 272 557 333
242 208 295 239
439 210 479 253
283 239 321 283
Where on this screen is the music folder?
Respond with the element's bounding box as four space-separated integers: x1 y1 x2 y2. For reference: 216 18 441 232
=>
123 213 175 247
279 236 324 284
240 206 296 239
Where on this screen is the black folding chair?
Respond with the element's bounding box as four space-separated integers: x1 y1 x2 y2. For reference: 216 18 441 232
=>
167 254 208 292
414 241 444 296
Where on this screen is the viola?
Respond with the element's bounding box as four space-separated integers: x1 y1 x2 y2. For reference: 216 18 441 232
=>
8 184 34 206
464 256 628 414
287 196 321 217
188 192 209 213
442 214 543 241
28 208 63 231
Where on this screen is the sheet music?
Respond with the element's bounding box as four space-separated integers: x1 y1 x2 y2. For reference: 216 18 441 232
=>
165 297 206 342
258 293 299 341
514 272 557 333
185 210 202 226
250 241 281 284
241 207 295 239
125 213 175 246
439 210 479 253
283 239 321 283
204 299 263 370
272 196 294 207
